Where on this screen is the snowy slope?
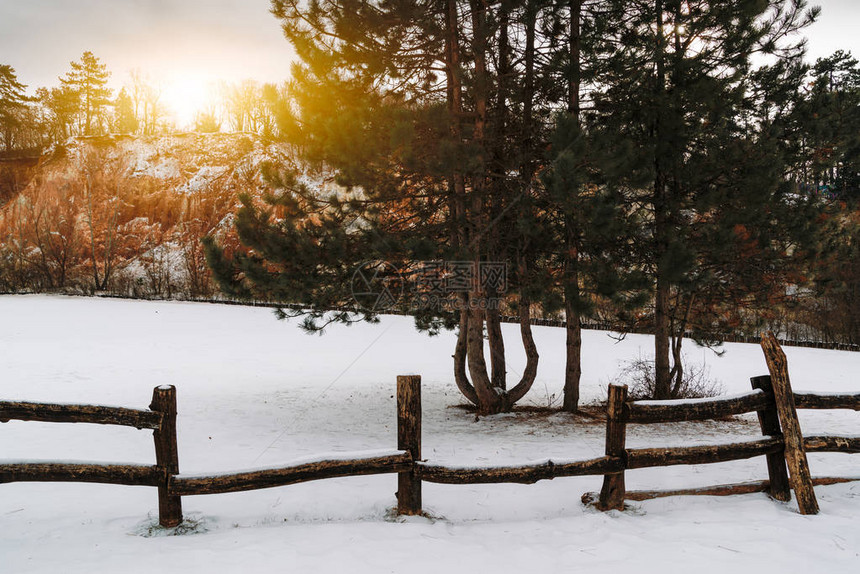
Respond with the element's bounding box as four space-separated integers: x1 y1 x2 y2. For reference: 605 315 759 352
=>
0 295 858 573
42 133 294 194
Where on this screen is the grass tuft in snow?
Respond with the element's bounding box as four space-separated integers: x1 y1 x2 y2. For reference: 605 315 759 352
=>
383 506 445 524
133 513 212 537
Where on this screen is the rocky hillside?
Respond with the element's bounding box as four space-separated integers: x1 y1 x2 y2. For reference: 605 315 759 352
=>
0 133 305 296
40 131 297 196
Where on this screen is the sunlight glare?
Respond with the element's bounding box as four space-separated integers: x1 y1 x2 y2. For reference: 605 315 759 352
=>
162 75 218 130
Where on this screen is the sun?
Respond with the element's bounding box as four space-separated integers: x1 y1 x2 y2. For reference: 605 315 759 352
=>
161 75 218 130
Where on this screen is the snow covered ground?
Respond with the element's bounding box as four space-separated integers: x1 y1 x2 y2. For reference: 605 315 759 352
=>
1 295 858 573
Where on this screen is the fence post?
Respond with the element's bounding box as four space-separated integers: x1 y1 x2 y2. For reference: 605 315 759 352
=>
151 385 183 527
750 375 791 502
396 375 422 515
597 384 628 511
760 332 819 515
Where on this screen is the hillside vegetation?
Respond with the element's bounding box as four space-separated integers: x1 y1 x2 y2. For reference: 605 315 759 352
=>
0 133 296 297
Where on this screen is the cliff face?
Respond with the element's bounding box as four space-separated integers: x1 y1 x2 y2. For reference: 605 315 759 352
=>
0 133 300 296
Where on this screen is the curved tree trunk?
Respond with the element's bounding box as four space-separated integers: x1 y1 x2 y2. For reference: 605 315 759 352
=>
454 301 479 405
504 294 540 408
446 0 480 410
445 0 538 415
669 291 694 397
486 305 506 390
467 301 501 413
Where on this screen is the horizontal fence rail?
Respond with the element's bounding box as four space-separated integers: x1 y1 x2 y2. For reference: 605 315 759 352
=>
621 476 860 502
0 401 162 429
627 390 770 423
0 461 162 486
794 392 860 411
415 456 623 485
171 451 412 496
625 438 784 469
803 435 860 453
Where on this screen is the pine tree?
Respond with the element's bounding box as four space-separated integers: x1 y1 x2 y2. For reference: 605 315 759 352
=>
540 0 647 411
795 51 860 202
60 51 112 136
194 110 221 133
542 112 651 407
113 87 138 134
0 64 29 152
589 0 819 398
40 85 80 140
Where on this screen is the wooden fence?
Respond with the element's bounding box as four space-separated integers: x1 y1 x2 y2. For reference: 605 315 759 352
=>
0 385 183 525
1 334 858 526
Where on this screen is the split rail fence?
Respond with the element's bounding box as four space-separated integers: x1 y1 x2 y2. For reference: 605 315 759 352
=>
1 333 858 526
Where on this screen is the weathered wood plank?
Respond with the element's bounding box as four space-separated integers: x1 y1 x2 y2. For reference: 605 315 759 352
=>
804 435 860 454
623 476 860 501
151 385 182 527
396 375 422 515
761 331 819 515
0 401 161 429
794 392 860 411
626 437 783 469
0 461 161 486
751 375 791 502
626 480 771 501
627 390 770 424
170 452 413 496
415 456 623 485
597 384 628 510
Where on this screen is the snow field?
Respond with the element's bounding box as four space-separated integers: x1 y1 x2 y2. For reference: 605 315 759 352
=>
0 295 858 573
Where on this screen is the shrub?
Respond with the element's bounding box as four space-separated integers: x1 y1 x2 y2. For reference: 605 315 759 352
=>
615 355 724 400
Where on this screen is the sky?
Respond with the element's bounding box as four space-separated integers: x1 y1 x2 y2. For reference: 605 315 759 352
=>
0 0 858 103
0 0 293 92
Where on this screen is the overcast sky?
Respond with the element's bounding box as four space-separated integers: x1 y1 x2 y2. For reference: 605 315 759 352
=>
1 0 859 93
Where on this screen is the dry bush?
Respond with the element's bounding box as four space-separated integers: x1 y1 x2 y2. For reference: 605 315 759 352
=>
615 355 724 401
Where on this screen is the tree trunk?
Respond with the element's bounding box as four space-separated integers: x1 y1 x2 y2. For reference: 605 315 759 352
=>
445 0 479 409
563 0 583 412
669 292 694 397
465 0 504 415
669 331 684 397
454 294 479 405
654 263 671 398
652 0 672 400
563 297 583 410
486 307 506 390
467 303 501 413
504 287 540 407
568 0 582 118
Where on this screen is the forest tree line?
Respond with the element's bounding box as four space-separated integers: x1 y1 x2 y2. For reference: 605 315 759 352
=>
0 52 289 155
